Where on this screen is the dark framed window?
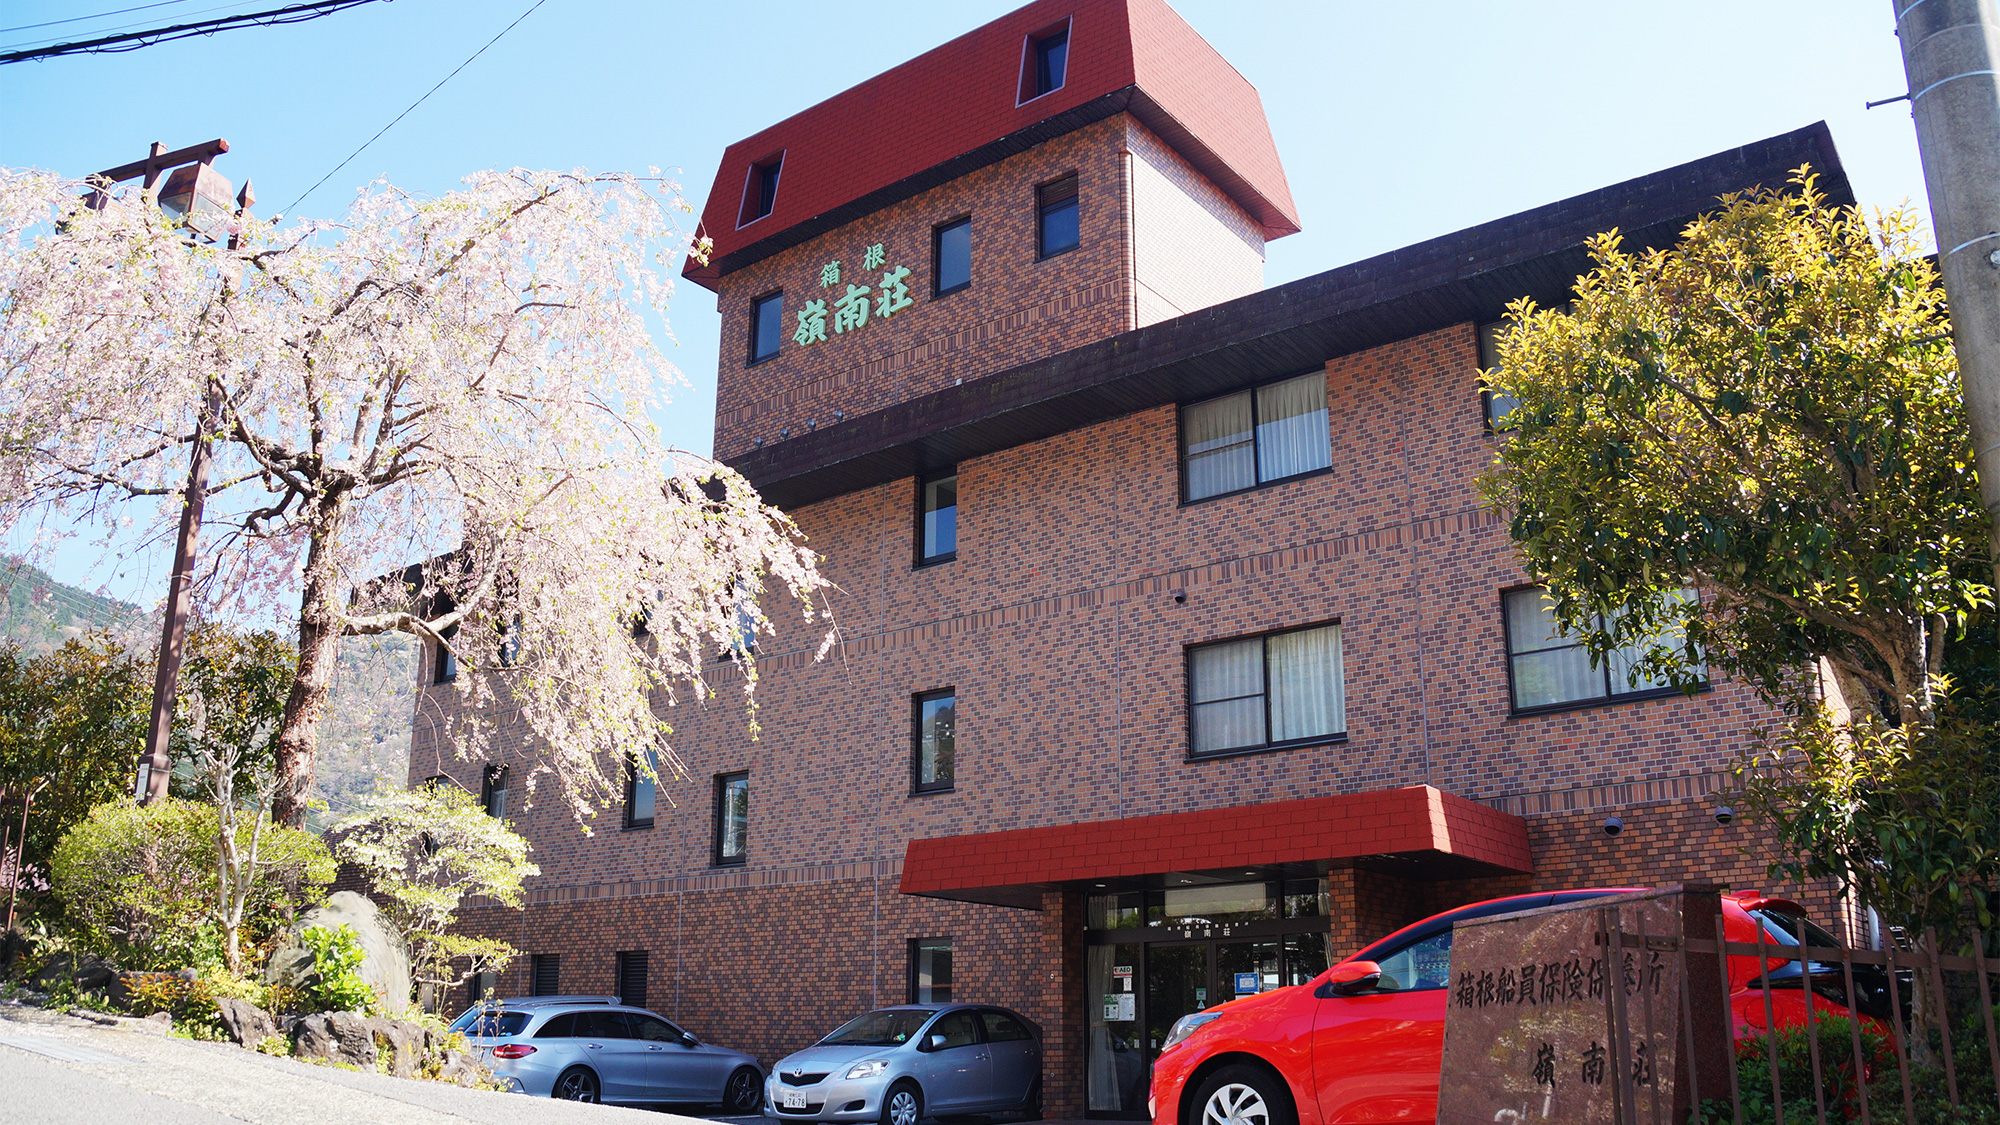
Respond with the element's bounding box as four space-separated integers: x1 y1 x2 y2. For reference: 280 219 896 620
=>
713 771 748 866
912 689 956 794
1187 621 1345 758
531 953 561 996
1019 20 1070 102
739 152 783 226
1180 370 1332 503
909 937 953 1003
933 217 972 297
434 623 459 683
716 580 758 662
1475 321 1520 428
625 748 657 829
495 614 522 668
1502 586 1702 714
615 950 649 1009
466 970 497 1008
749 291 783 365
915 469 957 566
481 764 510 819
1036 174 1079 260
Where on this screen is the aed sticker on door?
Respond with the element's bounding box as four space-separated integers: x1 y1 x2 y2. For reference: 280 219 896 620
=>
1233 972 1259 995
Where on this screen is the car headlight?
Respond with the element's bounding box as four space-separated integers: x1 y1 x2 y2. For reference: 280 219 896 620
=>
845 1060 892 1080
1160 1012 1222 1052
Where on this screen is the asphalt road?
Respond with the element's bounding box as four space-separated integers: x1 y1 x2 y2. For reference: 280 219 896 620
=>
0 1000 714 1125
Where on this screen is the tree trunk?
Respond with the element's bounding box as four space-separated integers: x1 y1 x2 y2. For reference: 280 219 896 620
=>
271 493 350 828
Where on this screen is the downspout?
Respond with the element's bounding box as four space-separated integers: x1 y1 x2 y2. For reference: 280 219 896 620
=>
1119 133 1138 332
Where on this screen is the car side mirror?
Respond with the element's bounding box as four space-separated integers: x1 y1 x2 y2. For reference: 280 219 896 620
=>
1323 960 1383 997
926 1034 948 1051
680 1031 698 1046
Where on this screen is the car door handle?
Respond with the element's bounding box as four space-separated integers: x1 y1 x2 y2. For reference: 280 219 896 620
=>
647 1045 665 1051
585 1043 602 1049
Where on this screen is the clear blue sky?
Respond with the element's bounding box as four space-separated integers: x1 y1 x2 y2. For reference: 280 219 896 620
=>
1 0 1929 604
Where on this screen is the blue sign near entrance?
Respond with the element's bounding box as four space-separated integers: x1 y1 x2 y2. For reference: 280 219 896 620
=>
1234 972 1259 995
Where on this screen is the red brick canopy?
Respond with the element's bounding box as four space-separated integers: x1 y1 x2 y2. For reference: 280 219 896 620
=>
901 786 1533 909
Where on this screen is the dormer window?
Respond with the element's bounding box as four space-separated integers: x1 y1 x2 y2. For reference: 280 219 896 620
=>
739 152 783 227
1019 20 1071 103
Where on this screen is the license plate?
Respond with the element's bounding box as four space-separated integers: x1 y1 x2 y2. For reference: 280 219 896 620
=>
783 1091 808 1109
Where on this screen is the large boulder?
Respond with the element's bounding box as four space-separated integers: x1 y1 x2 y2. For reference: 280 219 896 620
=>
265 892 410 1013
215 998 281 1047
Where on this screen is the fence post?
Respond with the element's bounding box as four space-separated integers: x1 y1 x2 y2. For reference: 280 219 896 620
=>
1883 944 1918 1125
1836 945 1872 1125
1679 886 1733 1125
1972 927 2000 1106
1714 912 1745 1125
1922 928 1961 1108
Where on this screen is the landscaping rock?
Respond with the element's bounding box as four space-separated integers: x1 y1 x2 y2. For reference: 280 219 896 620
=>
215 998 280 1048
434 1047 484 1087
0 927 30 977
29 952 117 994
292 1010 378 1069
368 1016 425 1079
264 892 410 1012
107 970 178 1012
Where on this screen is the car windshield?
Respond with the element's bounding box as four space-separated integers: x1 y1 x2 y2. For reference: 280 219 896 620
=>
1751 908 1841 950
820 1009 937 1046
450 1008 529 1038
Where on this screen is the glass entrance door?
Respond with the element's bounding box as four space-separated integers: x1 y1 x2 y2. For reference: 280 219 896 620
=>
1083 878 1332 1118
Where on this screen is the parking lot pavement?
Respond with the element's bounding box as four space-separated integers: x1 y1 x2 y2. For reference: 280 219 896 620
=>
0 1001 713 1125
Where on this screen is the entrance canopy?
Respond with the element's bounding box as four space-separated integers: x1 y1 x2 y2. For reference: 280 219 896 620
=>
900 785 1532 909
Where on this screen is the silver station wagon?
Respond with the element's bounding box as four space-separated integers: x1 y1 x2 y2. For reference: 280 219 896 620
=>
766 1005 1041 1125
452 994 763 1108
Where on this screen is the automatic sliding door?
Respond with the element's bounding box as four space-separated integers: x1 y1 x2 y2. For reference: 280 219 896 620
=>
1086 943 1145 1112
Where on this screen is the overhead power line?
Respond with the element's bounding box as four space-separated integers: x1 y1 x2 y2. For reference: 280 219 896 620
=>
281 0 550 216
0 0 382 65
0 1 199 37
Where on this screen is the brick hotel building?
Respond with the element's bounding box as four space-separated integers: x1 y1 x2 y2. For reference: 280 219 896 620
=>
410 0 1858 1115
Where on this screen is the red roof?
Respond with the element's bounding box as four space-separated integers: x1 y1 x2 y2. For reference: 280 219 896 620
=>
900 786 1533 908
684 0 1298 290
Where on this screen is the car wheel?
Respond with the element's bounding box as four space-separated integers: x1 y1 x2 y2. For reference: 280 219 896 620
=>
553 1066 601 1103
1192 1065 1293 1125
881 1081 923 1125
724 1066 762 1113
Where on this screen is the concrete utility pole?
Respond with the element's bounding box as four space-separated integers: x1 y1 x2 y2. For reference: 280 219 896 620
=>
1892 1 2000 589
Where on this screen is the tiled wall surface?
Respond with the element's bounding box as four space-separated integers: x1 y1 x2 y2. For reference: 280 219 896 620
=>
709 114 1267 461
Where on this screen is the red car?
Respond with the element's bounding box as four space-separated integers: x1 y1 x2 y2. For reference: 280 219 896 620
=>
1148 888 1879 1125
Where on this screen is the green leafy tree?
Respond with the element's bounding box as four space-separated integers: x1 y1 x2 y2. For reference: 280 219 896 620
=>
171 626 305 973
50 798 331 971
0 636 149 889
332 782 537 1008
1477 172 2000 939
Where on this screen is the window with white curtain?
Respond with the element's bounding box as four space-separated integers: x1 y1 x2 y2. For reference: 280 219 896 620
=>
1181 371 1332 501
1187 622 1345 756
1502 586 1701 713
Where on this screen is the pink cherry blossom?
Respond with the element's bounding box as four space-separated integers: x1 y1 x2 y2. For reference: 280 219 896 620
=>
0 167 831 827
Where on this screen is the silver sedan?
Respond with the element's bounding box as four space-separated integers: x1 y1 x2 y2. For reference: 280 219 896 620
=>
765 1005 1041 1125
454 995 763 1108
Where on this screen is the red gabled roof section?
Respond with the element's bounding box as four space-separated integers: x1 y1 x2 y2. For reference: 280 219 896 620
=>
900 786 1532 908
684 0 1298 290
